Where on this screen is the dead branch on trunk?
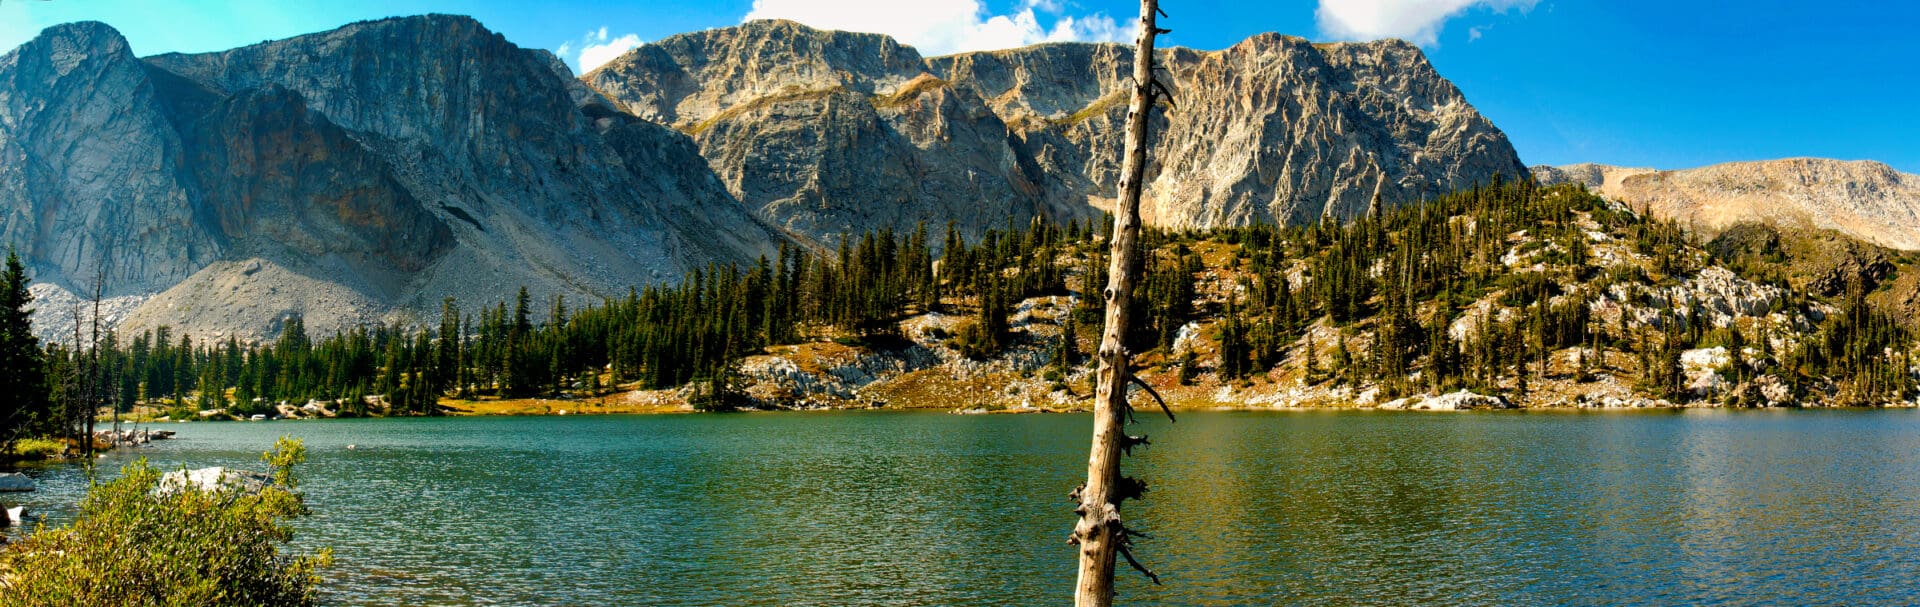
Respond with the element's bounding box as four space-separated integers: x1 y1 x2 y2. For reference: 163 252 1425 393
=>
1125 373 1175 423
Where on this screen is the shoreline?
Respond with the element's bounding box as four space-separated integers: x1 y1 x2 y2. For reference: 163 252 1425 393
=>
108 397 1920 423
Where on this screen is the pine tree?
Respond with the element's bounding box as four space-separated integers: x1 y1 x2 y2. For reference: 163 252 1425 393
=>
1177 348 1198 385
436 297 461 395
1303 333 1321 384
1219 301 1248 381
1055 309 1080 370
1727 324 1748 384
174 335 196 403
1331 333 1353 385
0 249 46 451
506 287 535 397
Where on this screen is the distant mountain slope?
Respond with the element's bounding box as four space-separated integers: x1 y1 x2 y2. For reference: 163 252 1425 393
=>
1533 159 1920 250
586 20 1528 234
0 17 783 342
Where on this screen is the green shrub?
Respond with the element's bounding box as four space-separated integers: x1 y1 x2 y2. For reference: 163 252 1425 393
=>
0 437 331 606
11 437 64 460
952 319 1005 361
164 401 199 421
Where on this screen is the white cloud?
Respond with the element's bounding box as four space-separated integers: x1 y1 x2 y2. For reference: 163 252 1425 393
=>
1316 0 1535 47
742 0 1134 56
556 27 642 74
577 33 642 72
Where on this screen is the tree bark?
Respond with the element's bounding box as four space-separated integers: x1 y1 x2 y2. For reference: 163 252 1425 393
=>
1074 2 1163 605
86 269 103 454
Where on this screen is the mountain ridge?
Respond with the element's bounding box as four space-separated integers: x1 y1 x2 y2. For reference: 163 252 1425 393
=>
7 15 1524 342
2 16 784 342
586 19 1528 234
1532 158 1920 250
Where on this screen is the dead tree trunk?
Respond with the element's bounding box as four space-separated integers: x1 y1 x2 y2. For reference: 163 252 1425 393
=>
1073 1 1170 605
85 268 103 454
66 305 87 459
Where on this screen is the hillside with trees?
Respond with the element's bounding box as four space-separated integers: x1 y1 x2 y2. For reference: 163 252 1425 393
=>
5 179 1919 454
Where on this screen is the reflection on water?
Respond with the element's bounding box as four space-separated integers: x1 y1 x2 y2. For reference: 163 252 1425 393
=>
12 410 1920 606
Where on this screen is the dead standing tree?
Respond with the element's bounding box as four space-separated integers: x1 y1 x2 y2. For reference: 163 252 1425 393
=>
1072 1 1174 606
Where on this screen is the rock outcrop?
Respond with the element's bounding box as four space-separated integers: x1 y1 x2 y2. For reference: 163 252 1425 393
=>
156 467 269 495
588 20 1527 236
1377 390 1511 410
1534 159 1920 250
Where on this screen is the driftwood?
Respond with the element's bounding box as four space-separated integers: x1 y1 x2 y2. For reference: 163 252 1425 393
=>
1073 1 1172 605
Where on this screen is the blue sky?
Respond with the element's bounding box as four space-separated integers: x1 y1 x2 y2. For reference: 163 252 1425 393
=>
2 0 1915 172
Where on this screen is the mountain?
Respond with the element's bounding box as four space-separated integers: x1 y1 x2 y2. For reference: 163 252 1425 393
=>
584 19 1527 234
1533 159 1920 250
0 16 783 342
2 15 1526 342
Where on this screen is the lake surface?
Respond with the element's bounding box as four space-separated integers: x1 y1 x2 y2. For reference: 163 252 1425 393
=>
12 410 1920 606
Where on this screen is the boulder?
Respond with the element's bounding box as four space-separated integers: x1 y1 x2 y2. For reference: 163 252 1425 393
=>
1578 394 1674 408
0 472 34 492
1411 390 1512 411
156 467 270 496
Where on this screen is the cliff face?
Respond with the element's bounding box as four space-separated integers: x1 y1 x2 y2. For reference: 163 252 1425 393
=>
936 35 1525 227
587 20 1044 242
1533 159 1920 250
0 17 783 341
181 84 451 277
588 21 1527 234
0 23 220 295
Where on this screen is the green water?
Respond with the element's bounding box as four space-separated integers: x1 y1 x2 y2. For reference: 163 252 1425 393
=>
14 409 1920 606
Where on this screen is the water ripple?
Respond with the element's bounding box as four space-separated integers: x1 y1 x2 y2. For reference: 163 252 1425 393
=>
10 410 1920 606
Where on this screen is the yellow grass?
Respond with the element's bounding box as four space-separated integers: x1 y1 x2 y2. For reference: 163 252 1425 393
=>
439 394 690 416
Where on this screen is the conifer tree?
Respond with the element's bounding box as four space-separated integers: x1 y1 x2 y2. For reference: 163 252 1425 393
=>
0 249 46 452
436 297 461 395
1303 333 1321 384
1056 310 1080 370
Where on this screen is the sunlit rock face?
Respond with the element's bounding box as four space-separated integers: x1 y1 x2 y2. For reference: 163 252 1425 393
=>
1535 159 1920 251
590 20 1525 236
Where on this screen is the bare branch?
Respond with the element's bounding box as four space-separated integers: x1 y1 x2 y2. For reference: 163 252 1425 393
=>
1116 525 1162 585
1126 373 1175 423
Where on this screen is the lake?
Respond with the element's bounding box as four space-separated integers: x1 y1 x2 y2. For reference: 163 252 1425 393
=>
12 409 1920 606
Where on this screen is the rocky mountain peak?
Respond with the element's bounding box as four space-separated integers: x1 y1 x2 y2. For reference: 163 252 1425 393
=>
0 20 215 297
587 20 1525 238
6 20 130 63
929 31 1523 227
586 19 927 128
2 15 784 342
1534 158 1920 250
